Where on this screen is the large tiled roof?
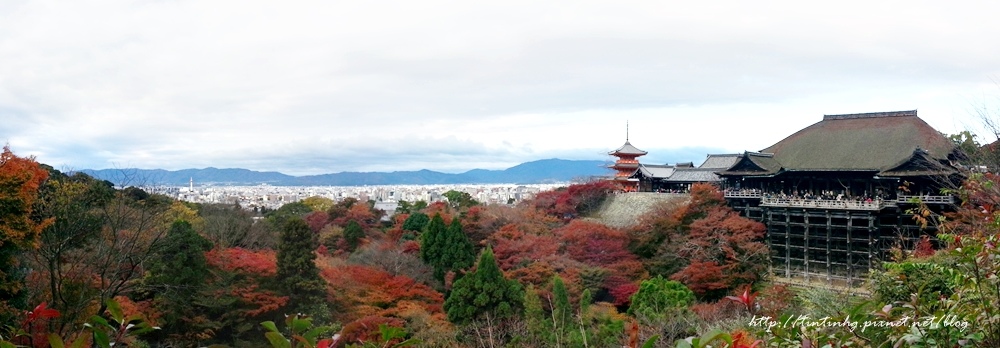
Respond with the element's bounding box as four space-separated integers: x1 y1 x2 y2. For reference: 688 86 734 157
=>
609 141 648 156
762 110 957 171
717 152 782 176
699 154 741 169
634 164 675 179
666 168 723 182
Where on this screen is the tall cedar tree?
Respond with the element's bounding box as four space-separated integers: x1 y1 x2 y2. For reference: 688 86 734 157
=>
276 217 328 321
444 246 523 324
523 284 546 340
551 275 572 344
147 220 212 339
433 218 475 280
420 214 446 273
343 220 364 252
0 146 52 325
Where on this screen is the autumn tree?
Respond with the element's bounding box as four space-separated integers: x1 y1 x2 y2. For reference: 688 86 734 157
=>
276 218 329 322
88 184 173 315
532 181 616 217
0 146 52 326
301 196 335 212
200 203 272 249
670 207 767 300
200 247 289 344
29 170 110 332
348 241 436 286
444 246 522 324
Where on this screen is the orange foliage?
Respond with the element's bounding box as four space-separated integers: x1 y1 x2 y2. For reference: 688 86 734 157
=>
756 284 796 318
338 316 406 346
114 296 161 327
421 202 452 223
690 300 742 323
320 264 443 323
400 240 420 254
489 224 560 271
230 284 288 317
672 207 768 299
332 203 380 230
554 220 646 279
205 248 278 276
670 260 728 297
531 181 616 217
0 145 53 247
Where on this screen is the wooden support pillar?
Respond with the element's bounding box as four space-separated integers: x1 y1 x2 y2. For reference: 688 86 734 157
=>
847 214 854 285
868 211 876 278
785 209 791 278
804 211 810 281
826 210 832 282
765 208 773 276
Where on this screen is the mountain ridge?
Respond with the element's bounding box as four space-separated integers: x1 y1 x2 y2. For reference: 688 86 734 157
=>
80 158 611 186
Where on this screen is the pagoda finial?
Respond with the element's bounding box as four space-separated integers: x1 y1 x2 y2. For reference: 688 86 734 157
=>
626 121 629 142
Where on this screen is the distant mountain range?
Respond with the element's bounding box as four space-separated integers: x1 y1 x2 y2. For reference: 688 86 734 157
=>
80 159 611 186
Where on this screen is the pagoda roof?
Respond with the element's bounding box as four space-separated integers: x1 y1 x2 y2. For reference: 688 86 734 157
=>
761 110 958 172
609 141 648 156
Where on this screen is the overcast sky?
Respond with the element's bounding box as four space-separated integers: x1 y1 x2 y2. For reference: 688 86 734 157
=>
3 1 1000 175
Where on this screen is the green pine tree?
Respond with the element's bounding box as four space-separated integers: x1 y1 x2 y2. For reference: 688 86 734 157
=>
523 284 547 341
343 220 364 252
628 275 695 320
147 219 213 340
420 214 446 267
276 217 329 322
551 275 572 344
432 218 475 280
401 212 429 232
444 246 523 324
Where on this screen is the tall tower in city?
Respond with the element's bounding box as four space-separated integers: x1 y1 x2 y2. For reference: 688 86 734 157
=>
608 124 646 192
189 177 194 192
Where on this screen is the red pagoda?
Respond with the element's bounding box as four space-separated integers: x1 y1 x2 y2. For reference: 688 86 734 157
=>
608 138 647 192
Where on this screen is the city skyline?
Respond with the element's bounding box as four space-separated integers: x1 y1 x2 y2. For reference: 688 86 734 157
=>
3 1 999 175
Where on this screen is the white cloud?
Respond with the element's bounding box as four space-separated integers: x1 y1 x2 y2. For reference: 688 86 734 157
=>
1 0 997 174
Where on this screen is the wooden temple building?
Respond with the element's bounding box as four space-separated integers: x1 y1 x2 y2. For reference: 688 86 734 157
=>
717 110 965 286
629 154 739 192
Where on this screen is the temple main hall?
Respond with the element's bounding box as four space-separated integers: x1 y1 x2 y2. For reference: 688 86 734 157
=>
609 110 964 286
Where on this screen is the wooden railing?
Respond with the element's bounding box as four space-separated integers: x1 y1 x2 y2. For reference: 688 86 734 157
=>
896 195 955 204
724 191 763 198
760 198 894 211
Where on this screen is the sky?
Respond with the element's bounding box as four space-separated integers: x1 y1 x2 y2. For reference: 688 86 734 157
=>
3 1 1000 175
